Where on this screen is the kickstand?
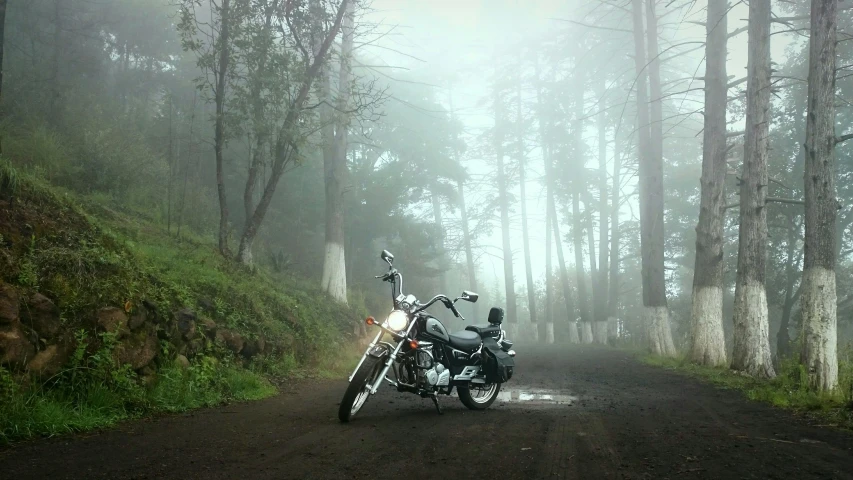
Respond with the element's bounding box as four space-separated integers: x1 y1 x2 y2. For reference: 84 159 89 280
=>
431 395 443 415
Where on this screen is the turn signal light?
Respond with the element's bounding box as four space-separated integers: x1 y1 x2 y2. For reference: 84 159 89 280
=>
366 316 376 325
409 339 419 349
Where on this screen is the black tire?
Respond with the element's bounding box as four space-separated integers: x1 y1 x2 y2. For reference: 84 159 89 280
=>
338 356 383 423
458 382 501 410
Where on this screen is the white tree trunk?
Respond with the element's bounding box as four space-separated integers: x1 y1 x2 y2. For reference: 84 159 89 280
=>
645 306 676 357
607 316 619 342
800 268 838 391
594 321 608 345
529 321 540 342
732 279 774 377
545 322 555 344
581 322 594 344
689 286 727 366
321 242 347 302
568 322 579 344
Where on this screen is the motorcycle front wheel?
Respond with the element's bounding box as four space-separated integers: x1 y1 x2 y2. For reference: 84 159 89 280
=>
338 356 383 423
458 382 501 410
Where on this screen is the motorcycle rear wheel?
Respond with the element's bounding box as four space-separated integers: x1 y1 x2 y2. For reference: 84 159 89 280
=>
338 356 383 423
458 382 501 410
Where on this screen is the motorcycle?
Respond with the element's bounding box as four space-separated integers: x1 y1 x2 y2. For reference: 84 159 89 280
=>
338 250 516 423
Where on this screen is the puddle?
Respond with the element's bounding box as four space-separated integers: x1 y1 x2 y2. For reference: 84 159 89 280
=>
496 387 578 405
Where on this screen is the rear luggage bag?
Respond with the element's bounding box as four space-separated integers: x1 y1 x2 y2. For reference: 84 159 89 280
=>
481 337 514 383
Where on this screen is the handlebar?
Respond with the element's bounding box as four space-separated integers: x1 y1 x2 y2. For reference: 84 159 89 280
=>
414 294 465 321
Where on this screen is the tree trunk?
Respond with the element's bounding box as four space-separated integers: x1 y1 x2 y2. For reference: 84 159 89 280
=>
0 0 7 122
320 0 355 303
431 191 447 295
688 0 728 367
51 0 64 123
458 179 480 320
243 1 276 239
800 0 839 391
586 198 607 344
633 0 675 356
494 80 517 334
517 69 538 342
214 0 233 257
731 0 775 378
551 194 576 344
167 96 174 234
535 59 554 342
573 189 593 344
451 88 479 321
237 0 349 264
596 85 610 345
608 131 622 342
778 219 803 360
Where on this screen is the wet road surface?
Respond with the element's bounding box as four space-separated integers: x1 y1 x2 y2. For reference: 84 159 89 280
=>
2 345 852 479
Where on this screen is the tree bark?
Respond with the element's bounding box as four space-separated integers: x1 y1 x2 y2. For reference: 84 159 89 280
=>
608 130 622 342
731 0 775 378
586 196 607 344
535 58 554 342
243 1 276 238
778 216 803 360
0 0 7 122
450 88 480 321
551 196 577 344
517 69 538 341
800 0 839 392
494 79 517 334
214 0 233 257
51 0 64 123
633 0 676 356
458 179 480 320
596 85 610 345
431 191 447 295
236 0 349 264
320 0 355 303
688 0 729 367
573 189 593 344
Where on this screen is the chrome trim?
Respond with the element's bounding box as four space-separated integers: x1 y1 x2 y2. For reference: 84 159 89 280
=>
369 317 418 394
507 349 516 357
453 365 481 381
349 330 384 382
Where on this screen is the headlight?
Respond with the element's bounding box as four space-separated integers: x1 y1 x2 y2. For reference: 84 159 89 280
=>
386 310 409 332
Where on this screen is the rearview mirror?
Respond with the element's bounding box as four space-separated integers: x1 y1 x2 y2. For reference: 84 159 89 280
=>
380 250 394 265
460 290 479 303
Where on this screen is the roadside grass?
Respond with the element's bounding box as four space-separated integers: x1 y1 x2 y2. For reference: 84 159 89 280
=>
640 350 853 429
0 151 366 444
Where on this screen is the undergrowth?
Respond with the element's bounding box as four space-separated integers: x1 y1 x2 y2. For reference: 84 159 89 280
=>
0 129 367 444
641 347 853 429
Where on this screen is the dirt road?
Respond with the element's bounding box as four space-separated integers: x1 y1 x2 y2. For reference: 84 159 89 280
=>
2 345 852 479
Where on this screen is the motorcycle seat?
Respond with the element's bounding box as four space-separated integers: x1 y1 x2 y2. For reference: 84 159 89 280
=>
448 330 481 352
465 324 501 338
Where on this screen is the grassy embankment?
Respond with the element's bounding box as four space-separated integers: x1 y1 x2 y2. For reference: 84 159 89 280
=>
0 147 364 444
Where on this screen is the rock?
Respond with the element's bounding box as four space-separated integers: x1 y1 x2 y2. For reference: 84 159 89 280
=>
174 308 197 341
0 325 36 370
22 293 61 339
199 318 217 338
114 324 158 370
217 330 244 354
174 354 190 369
198 297 215 313
137 365 156 376
128 311 146 331
27 341 73 378
241 336 266 359
0 282 19 325
97 307 129 339
186 338 205 357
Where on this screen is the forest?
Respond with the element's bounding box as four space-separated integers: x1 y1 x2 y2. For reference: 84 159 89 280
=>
0 0 853 443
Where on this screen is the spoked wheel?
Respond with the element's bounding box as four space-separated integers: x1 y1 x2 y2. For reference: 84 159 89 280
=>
338 356 383 423
458 382 501 410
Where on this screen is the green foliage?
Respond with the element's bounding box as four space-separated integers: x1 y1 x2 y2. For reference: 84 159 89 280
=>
641 350 853 429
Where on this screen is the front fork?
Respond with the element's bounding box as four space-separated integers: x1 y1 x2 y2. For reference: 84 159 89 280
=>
348 320 417 394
